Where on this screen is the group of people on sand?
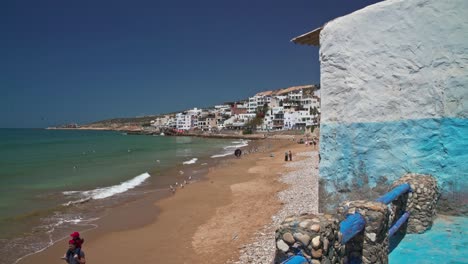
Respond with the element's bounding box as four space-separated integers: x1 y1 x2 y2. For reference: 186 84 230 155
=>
61 232 86 264
284 150 293 161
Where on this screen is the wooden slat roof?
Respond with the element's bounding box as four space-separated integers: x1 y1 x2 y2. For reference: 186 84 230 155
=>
291 27 322 46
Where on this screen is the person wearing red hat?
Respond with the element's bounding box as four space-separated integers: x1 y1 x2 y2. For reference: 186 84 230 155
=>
61 232 85 264
70 232 84 248
61 239 85 264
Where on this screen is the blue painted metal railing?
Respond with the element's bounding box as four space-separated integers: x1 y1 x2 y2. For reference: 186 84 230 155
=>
340 213 366 244
282 183 412 263
389 211 410 237
281 254 308 264
376 183 411 205
339 183 412 244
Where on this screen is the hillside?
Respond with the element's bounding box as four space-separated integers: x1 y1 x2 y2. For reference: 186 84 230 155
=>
77 84 319 130
256 84 319 97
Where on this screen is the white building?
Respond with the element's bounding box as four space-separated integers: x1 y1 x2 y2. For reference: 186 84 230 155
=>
248 95 269 113
176 113 192 130
284 110 310 129
301 97 320 112
287 90 303 103
263 106 284 130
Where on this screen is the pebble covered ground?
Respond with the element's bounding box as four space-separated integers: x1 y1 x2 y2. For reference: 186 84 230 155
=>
230 151 319 264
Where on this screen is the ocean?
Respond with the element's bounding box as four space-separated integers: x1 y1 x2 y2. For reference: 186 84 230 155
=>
0 128 248 264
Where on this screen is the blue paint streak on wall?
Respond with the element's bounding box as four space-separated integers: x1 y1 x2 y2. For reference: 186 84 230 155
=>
319 118 468 194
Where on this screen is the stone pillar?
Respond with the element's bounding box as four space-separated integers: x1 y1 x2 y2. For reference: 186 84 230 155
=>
274 213 345 264
392 173 439 233
337 201 389 264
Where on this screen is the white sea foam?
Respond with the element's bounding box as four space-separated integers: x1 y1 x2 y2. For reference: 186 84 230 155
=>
62 190 81 195
63 172 151 201
12 215 99 264
62 197 91 207
211 140 249 158
210 153 232 158
182 158 198 165
223 142 249 149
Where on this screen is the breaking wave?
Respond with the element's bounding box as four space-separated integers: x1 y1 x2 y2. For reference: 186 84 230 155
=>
62 172 151 201
211 140 249 158
182 158 198 165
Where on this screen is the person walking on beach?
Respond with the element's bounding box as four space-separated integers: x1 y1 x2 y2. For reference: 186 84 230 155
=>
284 151 289 161
62 239 86 264
288 150 292 161
234 148 242 158
62 232 84 261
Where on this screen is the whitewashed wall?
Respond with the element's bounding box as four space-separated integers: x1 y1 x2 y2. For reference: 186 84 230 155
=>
318 0 467 212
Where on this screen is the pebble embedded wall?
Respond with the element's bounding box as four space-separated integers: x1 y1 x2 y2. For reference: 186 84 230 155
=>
392 173 439 233
337 201 389 264
274 214 345 264
274 174 440 263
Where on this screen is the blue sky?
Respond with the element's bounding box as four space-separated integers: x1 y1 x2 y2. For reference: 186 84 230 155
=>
1 0 382 128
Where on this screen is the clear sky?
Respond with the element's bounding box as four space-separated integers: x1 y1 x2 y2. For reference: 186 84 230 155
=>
1 0 382 128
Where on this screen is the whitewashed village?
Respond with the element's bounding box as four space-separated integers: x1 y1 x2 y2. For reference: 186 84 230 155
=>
146 84 320 134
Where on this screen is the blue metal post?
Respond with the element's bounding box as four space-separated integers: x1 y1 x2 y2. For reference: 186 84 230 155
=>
376 183 411 205
339 213 366 244
389 211 410 237
282 255 308 264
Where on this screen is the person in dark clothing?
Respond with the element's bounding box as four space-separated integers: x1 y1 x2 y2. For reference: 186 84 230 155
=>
284 152 289 161
63 232 84 262
234 148 242 158
62 239 85 264
288 150 292 161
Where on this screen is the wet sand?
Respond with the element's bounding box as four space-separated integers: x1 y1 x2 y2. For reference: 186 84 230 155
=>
19 139 312 264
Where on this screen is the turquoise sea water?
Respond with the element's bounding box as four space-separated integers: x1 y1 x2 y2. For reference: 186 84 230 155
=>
0 128 241 263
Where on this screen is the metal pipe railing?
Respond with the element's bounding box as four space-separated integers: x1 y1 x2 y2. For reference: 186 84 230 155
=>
339 213 366 244
281 255 308 264
339 183 412 244
389 211 410 237
376 183 411 204
279 183 414 263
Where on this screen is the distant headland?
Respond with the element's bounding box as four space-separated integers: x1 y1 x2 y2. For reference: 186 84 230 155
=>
48 84 321 138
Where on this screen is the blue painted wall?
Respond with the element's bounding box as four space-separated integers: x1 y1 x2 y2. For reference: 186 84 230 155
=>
319 118 468 197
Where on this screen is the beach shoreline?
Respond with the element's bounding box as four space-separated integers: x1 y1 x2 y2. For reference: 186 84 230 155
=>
17 138 316 264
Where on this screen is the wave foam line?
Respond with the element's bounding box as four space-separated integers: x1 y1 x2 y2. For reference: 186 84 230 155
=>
211 153 232 158
183 158 198 165
64 172 151 200
223 142 249 149
211 140 249 158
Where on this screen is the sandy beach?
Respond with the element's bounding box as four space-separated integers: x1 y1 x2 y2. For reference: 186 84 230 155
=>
18 138 318 264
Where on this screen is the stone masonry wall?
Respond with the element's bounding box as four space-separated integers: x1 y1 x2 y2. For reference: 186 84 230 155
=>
337 201 389 264
392 173 439 233
274 213 345 264
274 174 440 263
